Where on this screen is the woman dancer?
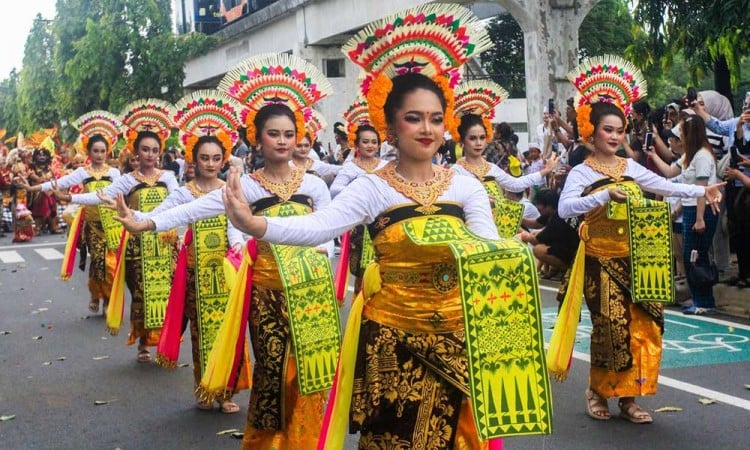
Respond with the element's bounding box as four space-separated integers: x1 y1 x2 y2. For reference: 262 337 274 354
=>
120 91 248 412
548 56 724 424
23 111 123 313
55 100 179 363
116 54 335 449
219 6 551 448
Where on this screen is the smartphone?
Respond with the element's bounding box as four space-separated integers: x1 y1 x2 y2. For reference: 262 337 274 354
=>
548 98 555 115
744 92 750 111
644 132 654 150
686 87 697 104
730 146 740 169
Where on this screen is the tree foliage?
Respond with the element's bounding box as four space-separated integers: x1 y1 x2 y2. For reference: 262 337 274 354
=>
631 0 750 102
482 0 637 97
0 0 215 138
16 15 59 132
0 70 20 136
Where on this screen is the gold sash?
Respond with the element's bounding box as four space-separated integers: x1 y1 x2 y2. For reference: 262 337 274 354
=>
84 178 124 250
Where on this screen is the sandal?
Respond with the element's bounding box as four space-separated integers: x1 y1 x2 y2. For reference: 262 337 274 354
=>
220 401 240 414
195 399 213 411
585 388 611 420
88 300 99 313
618 400 653 424
137 347 151 363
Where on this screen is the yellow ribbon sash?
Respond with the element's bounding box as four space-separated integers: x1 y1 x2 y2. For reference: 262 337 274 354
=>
85 179 124 250
138 186 174 329
193 214 232 374
359 227 374 269
402 216 552 439
265 202 342 395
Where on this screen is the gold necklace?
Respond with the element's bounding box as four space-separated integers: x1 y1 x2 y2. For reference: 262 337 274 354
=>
85 165 110 179
252 167 305 202
456 158 490 180
377 161 453 214
353 157 380 173
186 179 224 198
585 157 627 180
131 169 162 186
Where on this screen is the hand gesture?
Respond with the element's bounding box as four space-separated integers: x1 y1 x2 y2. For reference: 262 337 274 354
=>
540 153 559 176
608 187 628 203
114 194 134 221
704 182 726 214
222 166 258 235
96 190 117 209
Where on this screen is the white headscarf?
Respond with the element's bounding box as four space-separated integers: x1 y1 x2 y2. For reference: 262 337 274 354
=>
699 90 734 121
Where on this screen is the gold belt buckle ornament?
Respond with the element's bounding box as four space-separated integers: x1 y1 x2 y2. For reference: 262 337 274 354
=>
432 262 457 293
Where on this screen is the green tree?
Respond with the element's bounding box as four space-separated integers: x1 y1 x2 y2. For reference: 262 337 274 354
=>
59 0 214 120
632 0 750 105
16 15 59 133
0 69 21 136
482 0 637 97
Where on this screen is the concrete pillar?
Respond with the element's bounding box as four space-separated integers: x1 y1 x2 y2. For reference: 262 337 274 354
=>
481 0 599 139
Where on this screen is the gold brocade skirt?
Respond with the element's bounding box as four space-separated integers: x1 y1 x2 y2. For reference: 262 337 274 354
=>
351 318 488 450
242 284 325 450
83 220 115 301
584 256 663 398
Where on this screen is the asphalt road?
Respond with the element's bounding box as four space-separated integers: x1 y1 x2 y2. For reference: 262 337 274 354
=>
1 233 749 449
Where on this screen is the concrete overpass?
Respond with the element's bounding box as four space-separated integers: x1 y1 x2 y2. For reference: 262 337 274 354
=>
180 0 599 146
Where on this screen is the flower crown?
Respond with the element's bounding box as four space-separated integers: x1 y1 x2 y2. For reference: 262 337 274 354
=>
568 55 647 141
173 90 244 164
342 98 375 147
120 99 175 153
218 53 333 146
74 110 123 155
453 80 508 142
342 4 492 141
303 107 327 144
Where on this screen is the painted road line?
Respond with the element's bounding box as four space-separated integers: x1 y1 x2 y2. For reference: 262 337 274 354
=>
0 241 66 251
34 248 65 260
540 284 750 333
571 350 750 412
0 251 25 264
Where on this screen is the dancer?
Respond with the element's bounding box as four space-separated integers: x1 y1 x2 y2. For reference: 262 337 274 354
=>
330 99 388 294
548 56 724 424
55 99 179 363
218 5 552 448
27 141 60 235
451 80 558 237
292 109 341 183
22 111 123 313
115 54 336 449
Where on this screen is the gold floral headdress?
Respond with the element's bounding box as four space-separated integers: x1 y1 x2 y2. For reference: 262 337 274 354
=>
453 80 508 142
120 99 175 153
567 55 647 141
342 4 492 142
342 97 383 147
218 53 333 146
303 107 327 144
73 110 123 155
173 90 244 164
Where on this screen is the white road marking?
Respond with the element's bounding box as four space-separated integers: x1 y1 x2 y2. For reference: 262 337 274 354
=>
0 241 66 251
34 248 65 260
0 251 25 264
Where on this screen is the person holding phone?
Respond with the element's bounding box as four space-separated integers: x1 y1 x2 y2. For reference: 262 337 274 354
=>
692 94 750 287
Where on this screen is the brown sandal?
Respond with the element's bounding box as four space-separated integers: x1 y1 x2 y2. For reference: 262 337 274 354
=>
137 346 151 363
618 400 653 424
585 388 611 420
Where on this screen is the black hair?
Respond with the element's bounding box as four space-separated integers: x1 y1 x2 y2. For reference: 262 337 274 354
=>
457 113 486 141
534 188 559 208
496 122 515 141
195 135 226 155
134 130 162 152
632 100 651 117
355 124 381 146
590 102 626 130
254 103 296 144
86 134 109 153
384 73 446 125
